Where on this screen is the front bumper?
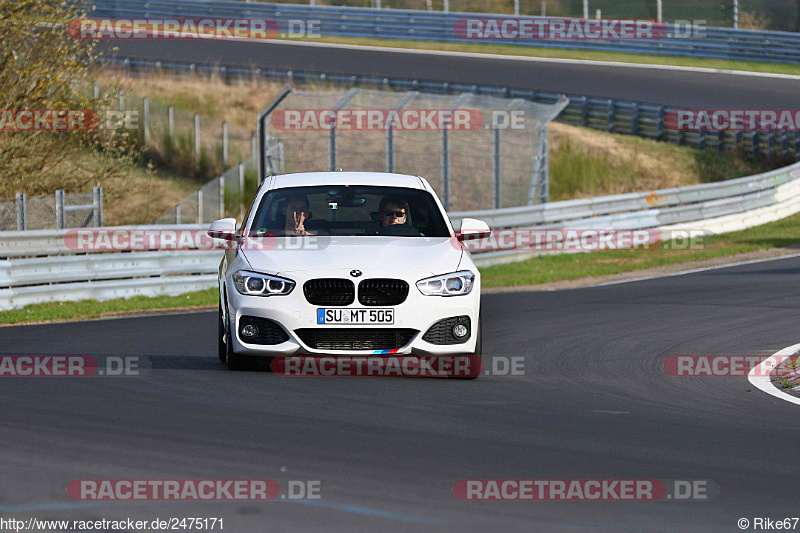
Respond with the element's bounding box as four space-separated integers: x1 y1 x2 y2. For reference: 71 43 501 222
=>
226 273 480 357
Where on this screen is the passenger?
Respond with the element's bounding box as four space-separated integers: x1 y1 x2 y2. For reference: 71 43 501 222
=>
282 194 314 236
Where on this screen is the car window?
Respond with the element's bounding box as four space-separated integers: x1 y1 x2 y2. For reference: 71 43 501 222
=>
249 185 451 237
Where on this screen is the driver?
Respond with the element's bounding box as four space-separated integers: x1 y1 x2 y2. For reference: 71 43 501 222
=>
379 196 409 228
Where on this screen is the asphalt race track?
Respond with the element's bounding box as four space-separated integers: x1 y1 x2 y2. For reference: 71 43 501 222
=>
101 39 800 108
1 256 798 531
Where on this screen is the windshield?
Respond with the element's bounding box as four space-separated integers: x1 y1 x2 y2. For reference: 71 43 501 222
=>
249 185 451 237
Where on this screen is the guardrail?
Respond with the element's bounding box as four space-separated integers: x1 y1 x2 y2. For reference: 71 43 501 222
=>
91 0 800 65
3 160 800 309
100 57 800 162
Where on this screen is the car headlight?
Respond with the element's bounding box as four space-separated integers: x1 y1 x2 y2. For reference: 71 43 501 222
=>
232 270 295 297
416 271 474 296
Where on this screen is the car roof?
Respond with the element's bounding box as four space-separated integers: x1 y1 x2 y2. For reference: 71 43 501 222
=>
269 171 424 190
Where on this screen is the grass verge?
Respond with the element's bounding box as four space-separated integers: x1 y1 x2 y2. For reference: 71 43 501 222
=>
0 289 217 326
3 211 800 325
481 210 800 287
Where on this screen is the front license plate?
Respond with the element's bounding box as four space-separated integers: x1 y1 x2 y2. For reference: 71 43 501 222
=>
317 308 394 325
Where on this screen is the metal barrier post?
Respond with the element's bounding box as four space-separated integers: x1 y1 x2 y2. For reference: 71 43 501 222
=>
142 97 149 144
55 190 65 230
581 97 588 126
93 187 103 227
239 163 245 217
198 189 204 224
222 121 229 166
219 176 225 218
386 127 394 172
441 127 449 210
194 114 201 166
793 132 800 160
329 127 337 171
118 89 124 111
493 127 501 209
15 193 26 231
168 106 174 138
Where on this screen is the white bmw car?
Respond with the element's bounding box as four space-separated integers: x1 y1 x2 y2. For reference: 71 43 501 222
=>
208 171 490 373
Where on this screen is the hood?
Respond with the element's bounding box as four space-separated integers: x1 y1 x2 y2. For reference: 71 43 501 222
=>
240 236 463 278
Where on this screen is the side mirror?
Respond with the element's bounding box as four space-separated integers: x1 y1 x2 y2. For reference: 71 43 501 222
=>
208 218 239 241
457 218 491 242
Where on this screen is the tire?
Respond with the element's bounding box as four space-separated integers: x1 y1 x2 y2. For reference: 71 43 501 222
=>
218 302 227 364
222 301 254 371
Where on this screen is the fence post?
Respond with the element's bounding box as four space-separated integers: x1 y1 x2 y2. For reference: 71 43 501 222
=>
197 189 204 224
93 187 103 227
222 121 229 166
493 127 501 209
606 99 615 132
782 133 791 162
698 131 707 150
15 193 26 231
176 205 181 224
751 132 760 157
168 106 174 138
656 107 665 140
218 177 225 219
631 103 640 136
513 0 519 15
93 83 99 99
441 128 449 210
251 131 257 165
194 114 201 166
118 89 124 111
718 131 726 153
55 190 65 230
239 163 245 217
142 97 149 144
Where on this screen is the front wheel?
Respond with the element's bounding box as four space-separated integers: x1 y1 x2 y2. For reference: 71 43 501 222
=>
221 300 255 371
